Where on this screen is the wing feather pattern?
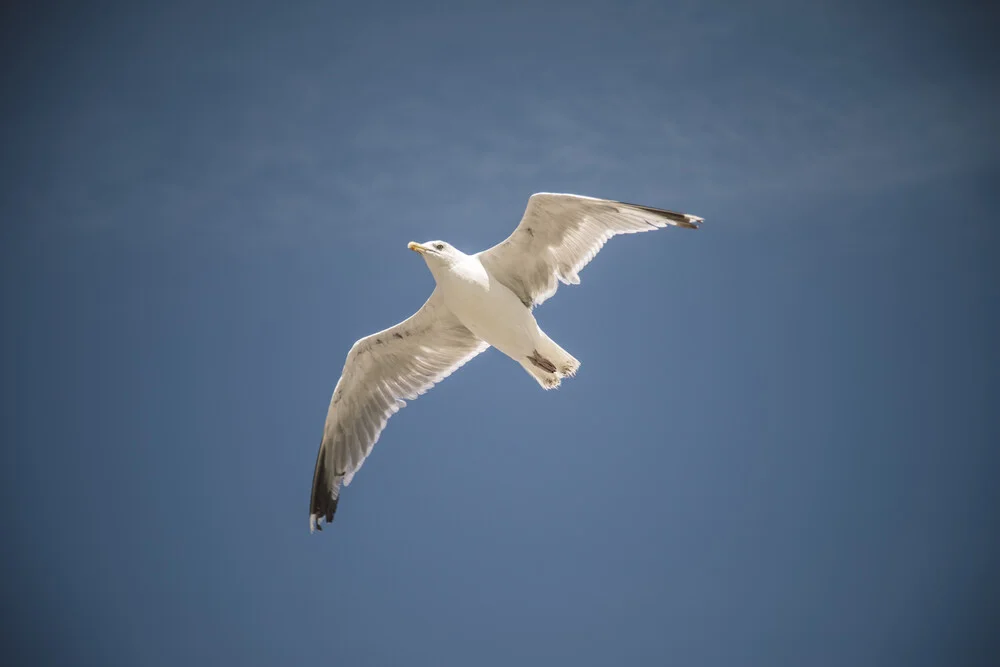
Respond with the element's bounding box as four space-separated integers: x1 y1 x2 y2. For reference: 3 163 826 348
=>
309 289 487 531
478 193 702 308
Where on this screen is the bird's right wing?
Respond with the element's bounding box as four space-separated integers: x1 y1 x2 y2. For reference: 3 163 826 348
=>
478 193 702 308
310 288 488 531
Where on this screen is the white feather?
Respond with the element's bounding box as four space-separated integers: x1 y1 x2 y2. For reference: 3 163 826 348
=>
478 193 702 308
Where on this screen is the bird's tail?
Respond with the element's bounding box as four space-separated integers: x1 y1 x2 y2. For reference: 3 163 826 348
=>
520 332 580 390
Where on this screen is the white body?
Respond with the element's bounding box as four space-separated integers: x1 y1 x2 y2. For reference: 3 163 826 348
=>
421 247 578 389
433 253 537 359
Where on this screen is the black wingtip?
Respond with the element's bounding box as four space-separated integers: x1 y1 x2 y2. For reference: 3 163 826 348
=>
309 441 341 533
310 495 339 532
616 200 704 229
309 486 339 533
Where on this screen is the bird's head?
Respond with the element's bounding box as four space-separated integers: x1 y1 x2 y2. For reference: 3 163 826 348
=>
407 240 465 274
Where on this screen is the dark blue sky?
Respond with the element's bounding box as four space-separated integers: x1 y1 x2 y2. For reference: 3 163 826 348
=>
2 1 998 665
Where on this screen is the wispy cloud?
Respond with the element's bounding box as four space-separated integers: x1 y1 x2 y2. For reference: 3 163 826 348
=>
4 0 996 254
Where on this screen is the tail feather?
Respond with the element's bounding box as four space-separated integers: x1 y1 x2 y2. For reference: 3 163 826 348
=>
520 334 580 389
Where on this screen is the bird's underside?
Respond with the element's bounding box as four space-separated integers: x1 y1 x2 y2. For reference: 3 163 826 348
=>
308 193 703 531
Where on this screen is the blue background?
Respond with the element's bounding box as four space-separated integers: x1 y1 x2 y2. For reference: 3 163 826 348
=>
2 1 998 665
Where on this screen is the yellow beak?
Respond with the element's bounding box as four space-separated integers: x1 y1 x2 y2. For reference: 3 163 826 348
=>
408 242 426 254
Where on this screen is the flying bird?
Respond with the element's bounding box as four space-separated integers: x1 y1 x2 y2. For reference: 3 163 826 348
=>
309 193 703 531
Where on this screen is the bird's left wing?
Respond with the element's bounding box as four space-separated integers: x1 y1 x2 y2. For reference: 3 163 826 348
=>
478 193 703 309
310 288 487 531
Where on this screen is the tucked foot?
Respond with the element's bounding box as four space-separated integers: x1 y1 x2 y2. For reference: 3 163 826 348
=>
527 349 557 373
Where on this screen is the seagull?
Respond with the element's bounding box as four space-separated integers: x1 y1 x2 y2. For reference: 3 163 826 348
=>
309 193 702 531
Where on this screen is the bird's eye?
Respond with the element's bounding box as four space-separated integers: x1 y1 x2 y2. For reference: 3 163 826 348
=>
434 243 444 251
